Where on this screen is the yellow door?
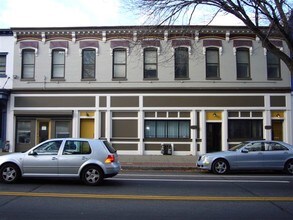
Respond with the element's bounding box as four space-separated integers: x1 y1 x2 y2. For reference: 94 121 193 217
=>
272 120 283 141
80 119 94 138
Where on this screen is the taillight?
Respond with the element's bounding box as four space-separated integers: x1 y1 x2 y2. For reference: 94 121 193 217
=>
105 155 115 163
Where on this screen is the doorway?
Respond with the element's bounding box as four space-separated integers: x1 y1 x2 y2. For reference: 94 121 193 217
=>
80 119 94 138
206 123 222 153
272 120 283 141
38 121 50 144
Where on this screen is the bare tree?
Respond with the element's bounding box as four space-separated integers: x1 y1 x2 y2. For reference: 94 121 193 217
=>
125 0 293 73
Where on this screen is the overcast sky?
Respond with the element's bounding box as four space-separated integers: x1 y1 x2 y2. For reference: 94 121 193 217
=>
0 0 244 28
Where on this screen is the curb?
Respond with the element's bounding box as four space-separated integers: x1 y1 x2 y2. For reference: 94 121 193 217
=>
121 166 199 171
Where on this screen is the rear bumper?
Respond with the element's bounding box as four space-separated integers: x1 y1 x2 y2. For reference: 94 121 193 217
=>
104 162 121 178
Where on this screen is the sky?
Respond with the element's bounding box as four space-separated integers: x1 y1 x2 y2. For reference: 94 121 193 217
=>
0 0 244 28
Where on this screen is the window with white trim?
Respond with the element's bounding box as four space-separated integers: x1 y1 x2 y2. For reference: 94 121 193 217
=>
113 48 127 79
144 48 158 79
0 53 7 76
52 49 65 79
267 51 281 79
206 48 220 79
82 49 96 79
145 120 190 139
175 47 189 79
236 48 250 79
21 49 35 79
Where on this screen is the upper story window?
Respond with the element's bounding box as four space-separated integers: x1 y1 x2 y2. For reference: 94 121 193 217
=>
21 49 35 79
236 48 250 79
144 48 158 79
267 51 281 79
0 53 7 76
113 48 127 79
82 49 96 79
175 47 189 79
52 49 65 79
206 48 220 79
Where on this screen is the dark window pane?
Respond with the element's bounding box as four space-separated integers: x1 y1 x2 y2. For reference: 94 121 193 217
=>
175 47 189 79
82 49 95 79
206 48 219 78
228 119 263 141
236 49 250 79
267 52 280 79
144 48 157 78
0 55 6 75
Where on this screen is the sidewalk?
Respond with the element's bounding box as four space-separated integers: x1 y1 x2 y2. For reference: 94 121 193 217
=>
0 151 199 171
119 155 198 171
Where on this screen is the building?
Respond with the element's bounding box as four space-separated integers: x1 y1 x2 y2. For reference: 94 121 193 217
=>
0 29 13 151
8 25 291 155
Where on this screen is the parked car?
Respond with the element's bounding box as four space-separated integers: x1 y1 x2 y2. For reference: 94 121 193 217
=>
0 138 121 185
197 140 293 174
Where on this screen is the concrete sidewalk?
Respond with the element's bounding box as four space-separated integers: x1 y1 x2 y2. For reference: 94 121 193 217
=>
119 155 198 171
0 151 199 171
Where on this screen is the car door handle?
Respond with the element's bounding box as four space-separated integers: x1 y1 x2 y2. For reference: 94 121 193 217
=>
82 156 89 160
52 157 58 160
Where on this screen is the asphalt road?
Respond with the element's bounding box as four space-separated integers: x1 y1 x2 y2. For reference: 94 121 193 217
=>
0 171 293 220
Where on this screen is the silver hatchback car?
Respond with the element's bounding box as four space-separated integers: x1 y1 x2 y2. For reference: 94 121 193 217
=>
197 140 293 174
0 138 121 185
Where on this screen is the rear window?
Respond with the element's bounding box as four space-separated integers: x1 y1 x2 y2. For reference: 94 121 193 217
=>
103 141 117 153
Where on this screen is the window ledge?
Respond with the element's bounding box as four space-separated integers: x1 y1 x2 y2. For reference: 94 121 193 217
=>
143 78 159 81
20 78 35 81
112 78 127 81
51 78 66 81
237 78 252 80
268 78 282 81
206 77 221 80
175 78 190 80
81 78 96 81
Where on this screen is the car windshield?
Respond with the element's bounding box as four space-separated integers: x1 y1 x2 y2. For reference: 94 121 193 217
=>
229 142 248 151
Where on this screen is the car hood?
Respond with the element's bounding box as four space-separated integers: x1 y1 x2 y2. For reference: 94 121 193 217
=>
0 152 25 163
202 150 236 158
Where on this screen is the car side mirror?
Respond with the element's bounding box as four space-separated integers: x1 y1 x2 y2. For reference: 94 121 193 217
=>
29 151 38 156
241 149 249 153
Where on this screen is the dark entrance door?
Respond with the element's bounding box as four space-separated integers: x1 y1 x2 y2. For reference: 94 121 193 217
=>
206 123 222 153
38 121 49 143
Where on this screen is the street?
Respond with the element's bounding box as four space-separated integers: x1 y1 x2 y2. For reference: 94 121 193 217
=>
0 171 293 220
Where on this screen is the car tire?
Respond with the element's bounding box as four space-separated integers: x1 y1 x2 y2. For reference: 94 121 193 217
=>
81 165 104 186
212 159 229 174
284 160 293 175
0 163 20 183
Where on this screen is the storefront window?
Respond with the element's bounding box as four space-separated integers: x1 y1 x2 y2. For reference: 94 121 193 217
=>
145 120 190 139
55 121 71 138
17 121 31 144
228 119 263 141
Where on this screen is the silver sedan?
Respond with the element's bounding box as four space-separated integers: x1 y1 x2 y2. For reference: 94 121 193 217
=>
197 140 293 174
0 138 121 185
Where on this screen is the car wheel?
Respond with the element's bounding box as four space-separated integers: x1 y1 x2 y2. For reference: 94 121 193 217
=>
212 159 229 174
81 165 104 186
0 163 20 183
284 160 293 175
